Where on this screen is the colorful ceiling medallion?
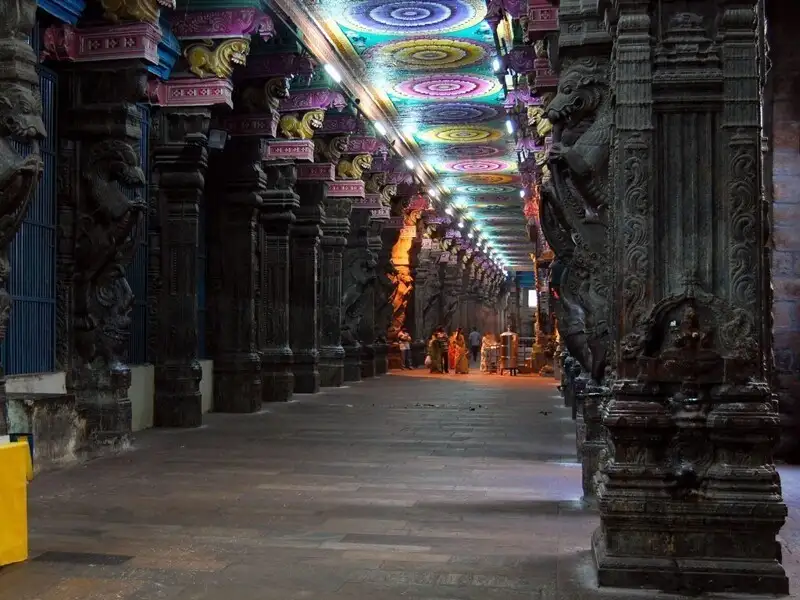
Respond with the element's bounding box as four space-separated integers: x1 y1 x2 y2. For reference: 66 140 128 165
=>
339 0 486 35
441 144 501 159
420 124 502 144
444 159 513 172
368 38 490 71
456 184 517 194
393 73 501 100
459 173 516 184
417 102 499 124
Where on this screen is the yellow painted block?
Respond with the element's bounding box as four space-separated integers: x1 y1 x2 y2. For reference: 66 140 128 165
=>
0 441 32 566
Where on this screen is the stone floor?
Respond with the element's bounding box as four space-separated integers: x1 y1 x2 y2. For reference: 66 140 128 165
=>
3 368 800 599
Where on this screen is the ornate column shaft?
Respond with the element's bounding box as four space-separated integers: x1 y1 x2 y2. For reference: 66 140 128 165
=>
341 208 374 382
65 69 148 443
208 137 262 412
319 188 353 387
259 161 299 401
291 181 324 393
591 1 787 594
151 108 209 427
0 0 46 434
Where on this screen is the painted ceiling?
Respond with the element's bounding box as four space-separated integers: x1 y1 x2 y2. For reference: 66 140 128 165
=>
309 0 528 271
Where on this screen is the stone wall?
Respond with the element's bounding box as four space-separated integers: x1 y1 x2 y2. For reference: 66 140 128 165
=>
768 3 800 460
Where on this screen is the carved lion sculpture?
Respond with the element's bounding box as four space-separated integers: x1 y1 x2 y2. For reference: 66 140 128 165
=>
337 154 372 180
279 109 325 140
185 38 250 79
545 57 611 216
74 139 147 366
314 135 349 164
264 77 290 112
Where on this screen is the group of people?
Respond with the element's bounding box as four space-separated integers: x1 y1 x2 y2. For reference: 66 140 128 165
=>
423 326 491 375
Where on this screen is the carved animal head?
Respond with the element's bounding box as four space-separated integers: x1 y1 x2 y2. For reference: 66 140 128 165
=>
365 171 386 193
353 154 372 173
87 139 147 215
303 109 325 134
0 84 45 140
381 183 397 205
546 57 609 126
264 77 290 110
219 38 250 69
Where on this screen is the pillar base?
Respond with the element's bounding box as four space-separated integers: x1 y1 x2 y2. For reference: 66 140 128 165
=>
154 393 202 428
361 344 376 379
213 354 262 413
387 344 403 370
374 342 388 375
592 527 788 595
292 351 320 394
261 348 294 403
344 345 361 382
319 346 345 387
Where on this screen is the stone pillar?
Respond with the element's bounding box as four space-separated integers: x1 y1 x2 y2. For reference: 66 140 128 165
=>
591 1 787 594
318 193 352 387
259 162 298 402
441 246 462 332
375 224 399 373
66 69 148 443
0 0 45 434
291 181 324 393
207 138 262 412
359 217 382 378
341 208 374 381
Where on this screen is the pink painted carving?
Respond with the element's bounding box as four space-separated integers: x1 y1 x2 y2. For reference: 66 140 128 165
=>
262 140 315 162
297 163 336 181
353 195 384 210
327 180 365 199
533 57 558 91
527 1 559 36
171 9 275 41
387 172 412 185
508 46 536 75
400 225 416 239
41 23 160 64
407 194 430 211
345 136 380 155
238 53 316 81
384 217 404 229
318 114 363 135
278 89 347 113
371 207 391 220
148 77 234 107
221 113 280 137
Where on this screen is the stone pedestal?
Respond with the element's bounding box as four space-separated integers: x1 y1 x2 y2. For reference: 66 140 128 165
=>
290 181 324 394
151 109 210 427
374 342 388 375
318 195 352 387
208 138 262 412
259 162 298 402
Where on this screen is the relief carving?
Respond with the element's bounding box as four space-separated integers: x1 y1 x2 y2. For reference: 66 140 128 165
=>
184 38 250 79
279 109 325 140
337 154 372 180
341 246 377 345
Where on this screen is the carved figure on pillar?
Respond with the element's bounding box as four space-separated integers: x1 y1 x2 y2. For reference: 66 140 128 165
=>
0 0 45 433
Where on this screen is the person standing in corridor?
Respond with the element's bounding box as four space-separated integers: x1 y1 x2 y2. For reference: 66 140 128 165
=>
468 326 482 364
398 328 412 369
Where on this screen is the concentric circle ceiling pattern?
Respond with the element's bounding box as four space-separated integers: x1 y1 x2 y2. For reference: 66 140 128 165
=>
323 0 527 270
340 0 486 34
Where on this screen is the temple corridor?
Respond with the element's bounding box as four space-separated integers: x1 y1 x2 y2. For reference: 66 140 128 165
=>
0 372 798 599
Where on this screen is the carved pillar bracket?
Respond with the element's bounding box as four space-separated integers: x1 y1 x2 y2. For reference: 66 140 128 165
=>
151 108 210 427
259 161 300 402
291 180 325 393
0 0 45 435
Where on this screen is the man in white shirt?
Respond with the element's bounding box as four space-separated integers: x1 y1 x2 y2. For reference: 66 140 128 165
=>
468 327 482 363
398 328 412 369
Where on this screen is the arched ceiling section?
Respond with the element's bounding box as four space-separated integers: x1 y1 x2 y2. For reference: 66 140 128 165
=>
276 0 530 272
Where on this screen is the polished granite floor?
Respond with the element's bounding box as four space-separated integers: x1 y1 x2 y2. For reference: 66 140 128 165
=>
3 368 800 599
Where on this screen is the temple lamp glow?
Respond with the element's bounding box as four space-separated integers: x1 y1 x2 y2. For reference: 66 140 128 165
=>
445 206 454 216
404 158 414 169
373 121 388 136
505 119 514 134
519 189 525 198
428 187 439 197
458 220 465 229
402 123 418 135
492 57 502 72
323 63 343 83
467 232 474 239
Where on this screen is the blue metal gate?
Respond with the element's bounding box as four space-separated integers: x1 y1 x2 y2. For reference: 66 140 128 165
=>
1 65 58 375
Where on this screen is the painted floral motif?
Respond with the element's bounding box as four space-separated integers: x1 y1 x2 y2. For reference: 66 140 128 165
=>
367 38 491 70
419 124 503 144
393 73 500 100
443 159 513 172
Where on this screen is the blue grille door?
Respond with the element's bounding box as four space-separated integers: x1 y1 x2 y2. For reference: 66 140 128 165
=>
1 66 58 375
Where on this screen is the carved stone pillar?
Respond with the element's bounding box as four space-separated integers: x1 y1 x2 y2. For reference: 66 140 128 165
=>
0 0 45 434
375 224 399 373
65 69 148 443
150 109 209 427
358 217 383 378
441 245 461 332
591 1 787 594
415 242 443 341
259 162 298 402
318 191 352 387
291 181 324 393
208 137 262 412
341 208 375 381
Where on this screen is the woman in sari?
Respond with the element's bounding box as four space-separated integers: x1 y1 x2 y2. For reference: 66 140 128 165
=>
427 332 443 373
453 328 470 374
448 331 458 373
